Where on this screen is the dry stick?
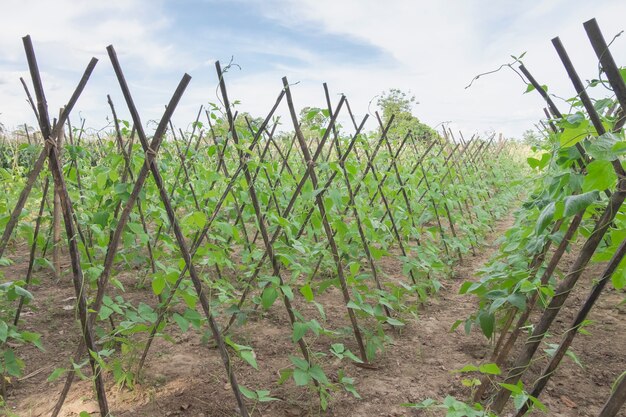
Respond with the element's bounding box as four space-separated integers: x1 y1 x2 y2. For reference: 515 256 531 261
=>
19 77 40 122
515 237 626 416
440 141 479 256
321 110 424 272
422 152 463 261
54 114 96 269
22 36 109 416
584 18 626 143
362 143 423 284
107 96 156 274
283 77 368 362
106 48 249 417
246 127 303 250
444 134 496 218
65 116 94 249
378 138 439 222
0 73 89 259
171 129 200 209
374 112 419 232
599 373 626 417
245 117 284 219
13 178 49 325
323 84 390 318
512 20 626 414
343 99 422 218
222 115 368 333
479 62 605 401
490 206 626 413
482 106 567 369
215 61 319 379
137 91 286 373
418 164 450 257
468 137 499 198
410 144 460 226
518 64 588 172
24 123 31 144
473 213 580 403
50 61 191 417
239 121 285 247
206 113 228 175
492 36 626 411
206 120 253 255
362 131 417 222
243 103 349 310
203 111 254 256
456 138 498 222
303 118 408 283
65 117 86 208
448 135 493 214
150 107 203 249
411 132 478 261
436 135 482 253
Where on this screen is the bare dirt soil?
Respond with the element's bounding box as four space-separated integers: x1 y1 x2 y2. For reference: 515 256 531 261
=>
4 215 626 417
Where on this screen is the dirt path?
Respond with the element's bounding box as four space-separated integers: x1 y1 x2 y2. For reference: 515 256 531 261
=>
7 213 626 416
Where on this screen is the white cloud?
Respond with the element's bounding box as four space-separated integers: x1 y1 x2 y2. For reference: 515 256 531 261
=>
1 0 625 139
246 0 626 137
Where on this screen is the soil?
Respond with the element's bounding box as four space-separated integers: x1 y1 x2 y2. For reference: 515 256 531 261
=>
3 215 625 417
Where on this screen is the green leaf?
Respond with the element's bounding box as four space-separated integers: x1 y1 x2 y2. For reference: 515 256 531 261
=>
257 390 278 402
240 350 258 370
535 202 555 234
280 285 294 301
586 132 623 161
289 355 309 370
527 152 550 170
0 321 7 343
478 363 501 375
524 83 535 94
4 349 23 377
612 259 626 290
560 119 593 148
562 191 599 218
582 160 617 192
500 382 524 395
292 322 308 343
47 367 68 382
239 385 257 400
261 286 278 310
187 211 207 229
308 365 329 384
151 274 166 296
96 172 108 190
305 108 321 121
478 312 495 339
452 364 479 373
386 317 405 327
299 284 314 302
293 368 310 386
172 313 190 332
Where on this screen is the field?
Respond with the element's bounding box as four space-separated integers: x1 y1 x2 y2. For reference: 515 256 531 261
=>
1 18 626 417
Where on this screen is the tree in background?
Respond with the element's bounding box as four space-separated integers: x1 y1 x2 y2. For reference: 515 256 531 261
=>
377 89 437 140
522 128 544 148
298 106 329 140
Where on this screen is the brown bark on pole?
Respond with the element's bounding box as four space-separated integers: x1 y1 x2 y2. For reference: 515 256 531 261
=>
491 179 626 413
283 76 368 363
22 35 109 416
599 373 626 417
52 108 64 280
515 237 626 416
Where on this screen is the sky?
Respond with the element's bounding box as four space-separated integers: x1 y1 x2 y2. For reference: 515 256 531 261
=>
1 0 625 138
